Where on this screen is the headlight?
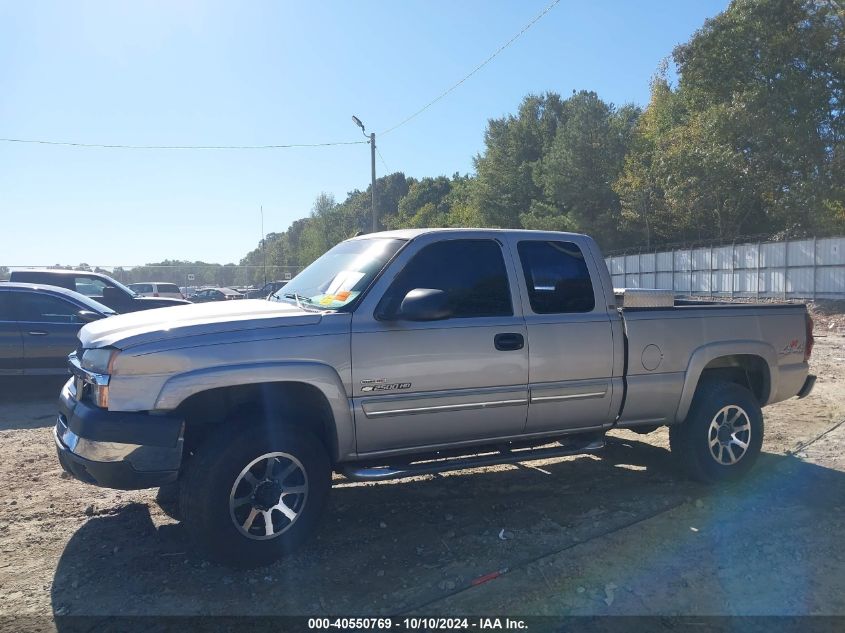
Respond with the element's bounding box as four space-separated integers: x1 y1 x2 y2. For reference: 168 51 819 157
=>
79 348 118 408
81 348 119 374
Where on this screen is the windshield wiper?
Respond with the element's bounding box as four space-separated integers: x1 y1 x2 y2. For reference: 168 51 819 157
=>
282 292 321 311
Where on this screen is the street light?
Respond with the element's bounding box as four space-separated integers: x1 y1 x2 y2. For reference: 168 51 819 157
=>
352 115 377 233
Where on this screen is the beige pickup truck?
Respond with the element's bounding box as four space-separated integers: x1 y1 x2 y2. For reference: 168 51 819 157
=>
55 229 815 566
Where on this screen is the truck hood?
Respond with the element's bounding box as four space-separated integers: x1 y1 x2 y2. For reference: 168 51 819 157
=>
78 299 322 349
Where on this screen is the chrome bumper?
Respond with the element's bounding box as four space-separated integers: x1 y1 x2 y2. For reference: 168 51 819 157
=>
54 377 185 490
54 405 144 463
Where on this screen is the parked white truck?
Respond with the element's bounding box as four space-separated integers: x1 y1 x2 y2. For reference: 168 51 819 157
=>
55 229 815 566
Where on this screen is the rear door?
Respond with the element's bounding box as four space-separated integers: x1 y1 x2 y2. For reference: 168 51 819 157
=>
0 292 24 375
351 236 529 455
14 291 85 374
509 237 617 433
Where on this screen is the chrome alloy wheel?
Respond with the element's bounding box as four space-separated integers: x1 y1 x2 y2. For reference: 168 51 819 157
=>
229 452 308 540
707 405 752 466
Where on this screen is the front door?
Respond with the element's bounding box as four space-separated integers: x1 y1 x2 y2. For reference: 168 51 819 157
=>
351 237 529 455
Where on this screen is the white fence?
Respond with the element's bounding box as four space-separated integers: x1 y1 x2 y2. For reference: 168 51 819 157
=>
605 237 845 299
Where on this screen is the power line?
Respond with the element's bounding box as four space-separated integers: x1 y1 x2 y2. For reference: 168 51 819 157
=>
379 0 562 136
376 146 390 173
0 137 367 150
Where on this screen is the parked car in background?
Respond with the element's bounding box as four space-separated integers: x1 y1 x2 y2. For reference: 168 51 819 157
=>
10 269 190 313
0 283 114 375
188 287 244 303
244 280 288 299
128 282 185 300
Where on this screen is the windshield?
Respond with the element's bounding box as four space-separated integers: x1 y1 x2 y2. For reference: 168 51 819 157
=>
271 238 405 309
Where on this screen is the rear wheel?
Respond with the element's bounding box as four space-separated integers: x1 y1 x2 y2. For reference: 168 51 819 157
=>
669 381 763 483
178 422 331 567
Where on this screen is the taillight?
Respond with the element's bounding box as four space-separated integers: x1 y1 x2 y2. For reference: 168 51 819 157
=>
805 313 814 362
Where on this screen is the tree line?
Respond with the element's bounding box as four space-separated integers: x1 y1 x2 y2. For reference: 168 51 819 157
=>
237 0 842 285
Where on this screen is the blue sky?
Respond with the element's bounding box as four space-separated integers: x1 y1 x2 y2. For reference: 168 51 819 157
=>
0 0 730 266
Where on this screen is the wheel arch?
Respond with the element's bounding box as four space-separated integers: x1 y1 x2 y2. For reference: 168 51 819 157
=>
675 341 777 423
157 362 354 463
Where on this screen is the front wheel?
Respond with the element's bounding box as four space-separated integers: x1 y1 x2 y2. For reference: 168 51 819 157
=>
669 381 763 483
178 423 331 567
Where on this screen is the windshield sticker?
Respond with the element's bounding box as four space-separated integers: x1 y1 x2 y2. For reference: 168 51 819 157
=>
325 270 365 295
312 290 359 308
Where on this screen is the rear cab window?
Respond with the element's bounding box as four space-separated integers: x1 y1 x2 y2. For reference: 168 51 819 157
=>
74 277 108 298
517 241 596 314
157 284 180 294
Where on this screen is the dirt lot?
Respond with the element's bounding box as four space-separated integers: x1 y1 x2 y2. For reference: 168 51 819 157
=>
0 333 843 628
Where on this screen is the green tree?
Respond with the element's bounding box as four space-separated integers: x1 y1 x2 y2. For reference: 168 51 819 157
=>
530 92 639 247
472 93 569 228
617 0 845 245
389 176 452 228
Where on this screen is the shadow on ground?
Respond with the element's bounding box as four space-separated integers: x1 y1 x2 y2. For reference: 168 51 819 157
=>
0 376 67 431
0 376 67 402
49 435 845 621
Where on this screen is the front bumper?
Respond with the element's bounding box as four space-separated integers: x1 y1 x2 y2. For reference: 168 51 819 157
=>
55 378 184 490
797 374 816 399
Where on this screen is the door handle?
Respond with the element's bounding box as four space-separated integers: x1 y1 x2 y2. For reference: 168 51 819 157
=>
494 332 524 351
27 331 48 336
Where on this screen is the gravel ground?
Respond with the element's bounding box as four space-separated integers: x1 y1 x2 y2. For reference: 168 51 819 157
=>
0 333 843 629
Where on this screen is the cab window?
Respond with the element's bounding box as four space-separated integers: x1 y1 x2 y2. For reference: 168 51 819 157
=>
517 241 595 314
74 277 108 298
379 239 512 319
15 292 81 323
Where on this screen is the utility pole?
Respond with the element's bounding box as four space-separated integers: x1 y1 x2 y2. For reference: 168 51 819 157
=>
260 205 267 286
369 132 376 233
352 116 377 233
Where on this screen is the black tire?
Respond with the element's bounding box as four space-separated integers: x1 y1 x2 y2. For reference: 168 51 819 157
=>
630 424 661 435
669 380 763 484
178 423 331 567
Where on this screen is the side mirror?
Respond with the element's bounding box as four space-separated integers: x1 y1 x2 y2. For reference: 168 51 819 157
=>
77 310 102 323
396 288 452 321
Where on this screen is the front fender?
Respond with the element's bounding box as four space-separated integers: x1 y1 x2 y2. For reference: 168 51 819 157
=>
154 361 355 460
675 340 778 423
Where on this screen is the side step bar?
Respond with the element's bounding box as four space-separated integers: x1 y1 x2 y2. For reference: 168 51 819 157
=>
338 437 605 482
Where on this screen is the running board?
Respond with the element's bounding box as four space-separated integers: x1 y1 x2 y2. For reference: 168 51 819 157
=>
338 438 605 482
